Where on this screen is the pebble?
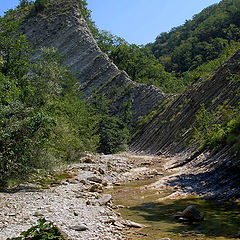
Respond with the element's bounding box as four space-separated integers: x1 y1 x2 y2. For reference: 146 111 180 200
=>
87 176 102 184
0 153 158 240
70 225 88 231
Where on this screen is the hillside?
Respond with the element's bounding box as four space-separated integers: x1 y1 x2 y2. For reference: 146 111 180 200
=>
131 49 240 155
1 0 240 197
19 0 166 122
150 0 240 75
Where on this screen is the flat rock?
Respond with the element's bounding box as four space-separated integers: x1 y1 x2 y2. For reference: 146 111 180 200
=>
87 176 102 183
70 225 88 231
124 220 145 228
98 194 112 205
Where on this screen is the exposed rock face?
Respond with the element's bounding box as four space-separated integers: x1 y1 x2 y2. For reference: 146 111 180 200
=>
131 49 240 155
20 0 165 122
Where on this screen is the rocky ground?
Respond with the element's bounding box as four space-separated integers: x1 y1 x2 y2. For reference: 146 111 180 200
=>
0 153 164 240
1 151 239 240
150 148 240 201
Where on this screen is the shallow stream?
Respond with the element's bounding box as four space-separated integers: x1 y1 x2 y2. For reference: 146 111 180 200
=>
110 177 240 240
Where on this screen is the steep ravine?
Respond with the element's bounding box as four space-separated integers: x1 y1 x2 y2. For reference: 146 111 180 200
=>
131 49 240 154
19 0 240 200
130 49 240 199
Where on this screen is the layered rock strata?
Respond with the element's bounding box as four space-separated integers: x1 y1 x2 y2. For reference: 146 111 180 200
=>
131 49 240 155
20 0 165 122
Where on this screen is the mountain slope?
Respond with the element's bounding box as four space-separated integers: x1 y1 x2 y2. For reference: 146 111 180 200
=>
131 49 240 155
20 0 166 122
150 0 240 74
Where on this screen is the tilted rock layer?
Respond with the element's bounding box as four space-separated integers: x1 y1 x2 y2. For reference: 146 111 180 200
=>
21 0 165 122
18 0 240 199
131 49 240 155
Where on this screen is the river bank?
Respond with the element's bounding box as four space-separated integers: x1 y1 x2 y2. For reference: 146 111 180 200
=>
1 153 240 240
0 153 162 240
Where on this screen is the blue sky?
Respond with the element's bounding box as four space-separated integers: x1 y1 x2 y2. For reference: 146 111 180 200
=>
1 0 221 44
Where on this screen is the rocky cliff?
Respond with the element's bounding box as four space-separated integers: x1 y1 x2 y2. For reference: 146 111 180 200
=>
15 0 240 199
129 49 240 199
131 49 240 155
20 0 165 122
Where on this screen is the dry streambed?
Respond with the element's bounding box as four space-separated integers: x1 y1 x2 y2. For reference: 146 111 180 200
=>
0 153 164 240
1 153 240 240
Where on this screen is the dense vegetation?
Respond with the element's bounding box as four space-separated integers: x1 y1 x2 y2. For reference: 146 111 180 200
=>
0 4 129 188
192 103 240 154
150 0 240 75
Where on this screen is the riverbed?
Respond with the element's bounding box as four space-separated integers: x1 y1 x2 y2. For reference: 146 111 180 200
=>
109 155 240 240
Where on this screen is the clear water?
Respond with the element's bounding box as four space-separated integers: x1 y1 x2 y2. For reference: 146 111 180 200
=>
110 179 240 240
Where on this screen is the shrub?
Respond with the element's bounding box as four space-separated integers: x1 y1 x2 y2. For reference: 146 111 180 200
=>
7 218 67 240
192 103 240 153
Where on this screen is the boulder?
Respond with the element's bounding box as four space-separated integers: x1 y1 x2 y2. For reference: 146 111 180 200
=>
70 225 88 231
181 205 204 222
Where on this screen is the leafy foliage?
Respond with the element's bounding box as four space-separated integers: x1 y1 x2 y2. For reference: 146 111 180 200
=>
97 115 129 154
34 0 48 13
7 218 67 240
191 103 240 154
0 17 100 187
89 92 130 154
19 0 33 8
150 0 240 75
109 43 183 93
0 18 30 79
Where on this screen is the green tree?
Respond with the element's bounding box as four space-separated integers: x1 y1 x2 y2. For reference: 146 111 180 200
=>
97 116 129 154
19 0 32 8
0 18 30 79
34 0 47 12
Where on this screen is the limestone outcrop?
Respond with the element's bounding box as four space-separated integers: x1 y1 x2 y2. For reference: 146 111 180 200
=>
131 49 240 155
20 0 165 122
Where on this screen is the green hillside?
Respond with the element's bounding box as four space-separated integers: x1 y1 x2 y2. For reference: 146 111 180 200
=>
150 0 240 75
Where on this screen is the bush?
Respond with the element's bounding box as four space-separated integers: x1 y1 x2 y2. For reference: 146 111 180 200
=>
192 103 240 152
7 218 66 240
0 101 56 187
